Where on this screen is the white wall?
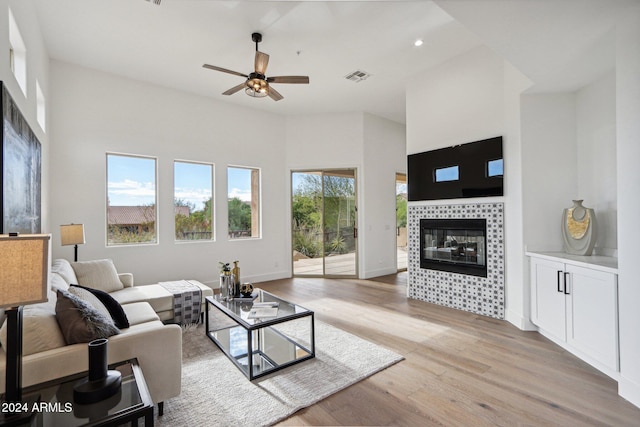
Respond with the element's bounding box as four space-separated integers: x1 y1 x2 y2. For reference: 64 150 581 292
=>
503 61 532 328
362 113 406 278
520 72 617 254
521 93 578 252
576 71 617 255
0 0 50 232
49 61 289 287
407 46 504 154
616 8 640 408
406 45 530 328
285 112 406 278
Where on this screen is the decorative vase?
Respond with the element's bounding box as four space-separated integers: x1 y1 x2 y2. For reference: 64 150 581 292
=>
561 199 597 256
73 338 122 404
219 273 235 301
240 282 254 297
231 261 240 296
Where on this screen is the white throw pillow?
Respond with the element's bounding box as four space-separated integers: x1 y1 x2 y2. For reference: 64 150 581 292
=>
50 272 70 292
51 258 78 286
72 259 123 293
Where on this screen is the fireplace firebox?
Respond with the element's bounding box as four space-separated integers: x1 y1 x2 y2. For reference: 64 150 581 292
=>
419 218 487 277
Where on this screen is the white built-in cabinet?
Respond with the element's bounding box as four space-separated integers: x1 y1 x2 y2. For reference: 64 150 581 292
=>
528 252 619 378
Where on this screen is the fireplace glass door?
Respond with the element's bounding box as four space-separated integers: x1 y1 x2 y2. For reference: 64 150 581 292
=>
420 218 487 277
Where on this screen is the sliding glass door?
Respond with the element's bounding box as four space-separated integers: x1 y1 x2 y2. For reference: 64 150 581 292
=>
291 169 357 277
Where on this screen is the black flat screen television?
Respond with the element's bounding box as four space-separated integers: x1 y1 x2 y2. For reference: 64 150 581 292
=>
408 136 503 201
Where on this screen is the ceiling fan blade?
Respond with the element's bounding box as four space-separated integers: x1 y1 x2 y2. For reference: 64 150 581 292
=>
222 82 247 96
255 51 270 75
203 64 248 78
267 76 309 84
267 85 284 101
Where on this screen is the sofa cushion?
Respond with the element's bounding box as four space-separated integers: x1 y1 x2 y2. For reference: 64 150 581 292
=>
51 258 78 289
49 272 70 292
121 302 160 326
70 284 129 329
0 291 66 356
110 285 174 314
72 259 123 293
55 290 119 344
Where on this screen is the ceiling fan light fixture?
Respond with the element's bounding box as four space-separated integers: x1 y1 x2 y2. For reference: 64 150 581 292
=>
246 76 268 97
245 87 268 98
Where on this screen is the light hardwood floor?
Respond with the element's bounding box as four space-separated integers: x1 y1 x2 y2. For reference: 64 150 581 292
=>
255 273 640 426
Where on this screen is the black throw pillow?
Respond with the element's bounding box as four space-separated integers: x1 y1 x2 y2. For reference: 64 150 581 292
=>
70 284 130 329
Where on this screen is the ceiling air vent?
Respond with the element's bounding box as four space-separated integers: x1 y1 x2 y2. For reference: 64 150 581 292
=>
145 0 161 5
344 70 372 83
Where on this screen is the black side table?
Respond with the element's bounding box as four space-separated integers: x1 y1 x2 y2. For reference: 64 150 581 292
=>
7 358 154 427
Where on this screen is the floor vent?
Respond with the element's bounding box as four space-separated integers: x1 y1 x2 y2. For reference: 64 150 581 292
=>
344 70 372 83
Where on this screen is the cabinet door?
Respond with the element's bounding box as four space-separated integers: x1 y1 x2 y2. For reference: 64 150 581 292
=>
565 265 618 371
531 258 566 341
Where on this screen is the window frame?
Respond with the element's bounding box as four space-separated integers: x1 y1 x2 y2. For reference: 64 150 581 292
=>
8 8 27 96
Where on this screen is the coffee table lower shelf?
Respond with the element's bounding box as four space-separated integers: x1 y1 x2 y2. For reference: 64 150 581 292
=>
205 293 315 380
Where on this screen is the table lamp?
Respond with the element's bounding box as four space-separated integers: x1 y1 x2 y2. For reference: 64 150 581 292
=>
0 234 50 426
60 224 85 262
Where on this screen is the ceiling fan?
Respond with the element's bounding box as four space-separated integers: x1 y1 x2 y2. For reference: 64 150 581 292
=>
203 33 310 101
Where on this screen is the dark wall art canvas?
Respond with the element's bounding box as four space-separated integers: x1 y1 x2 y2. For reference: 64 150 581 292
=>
1 81 42 234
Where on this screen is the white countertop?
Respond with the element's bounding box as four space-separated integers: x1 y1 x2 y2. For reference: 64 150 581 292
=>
526 251 618 274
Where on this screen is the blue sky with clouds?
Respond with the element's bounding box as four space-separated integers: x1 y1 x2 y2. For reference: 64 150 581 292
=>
107 155 252 210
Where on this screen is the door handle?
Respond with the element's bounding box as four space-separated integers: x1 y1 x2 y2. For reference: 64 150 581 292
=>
557 271 563 293
353 227 358 238
564 272 571 295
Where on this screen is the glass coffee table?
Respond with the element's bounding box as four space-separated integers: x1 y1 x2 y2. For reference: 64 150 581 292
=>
205 289 315 380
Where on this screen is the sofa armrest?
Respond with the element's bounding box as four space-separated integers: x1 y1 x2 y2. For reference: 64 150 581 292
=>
119 273 134 288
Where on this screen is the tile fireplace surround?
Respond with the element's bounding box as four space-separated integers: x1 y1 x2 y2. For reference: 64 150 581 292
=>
408 202 505 319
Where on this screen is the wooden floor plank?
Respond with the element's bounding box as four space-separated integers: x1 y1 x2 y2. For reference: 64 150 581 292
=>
259 274 640 426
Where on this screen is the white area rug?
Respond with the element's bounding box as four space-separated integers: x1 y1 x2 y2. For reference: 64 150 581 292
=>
156 320 403 426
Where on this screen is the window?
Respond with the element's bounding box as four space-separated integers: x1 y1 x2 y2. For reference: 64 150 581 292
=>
36 80 45 131
174 161 214 241
8 8 27 96
227 166 260 239
435 165 459 182
106 153 157 245
487 159 504 177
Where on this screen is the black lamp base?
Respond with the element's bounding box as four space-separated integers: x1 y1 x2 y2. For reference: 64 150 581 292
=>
73 370 122 404
0 395 40 427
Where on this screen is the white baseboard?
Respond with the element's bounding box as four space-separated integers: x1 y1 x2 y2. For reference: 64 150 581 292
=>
245 271 291 284
362 267 399 279
199 271 290 290
505 309 537 331
619 376 640 409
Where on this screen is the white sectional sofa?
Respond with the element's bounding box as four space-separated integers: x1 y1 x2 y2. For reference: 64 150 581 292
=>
0 258 213 413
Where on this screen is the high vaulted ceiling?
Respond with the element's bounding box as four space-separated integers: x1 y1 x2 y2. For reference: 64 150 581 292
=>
34 0 483 124
33 0 639 124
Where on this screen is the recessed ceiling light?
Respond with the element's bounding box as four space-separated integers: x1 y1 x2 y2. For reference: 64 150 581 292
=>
414 39 424 47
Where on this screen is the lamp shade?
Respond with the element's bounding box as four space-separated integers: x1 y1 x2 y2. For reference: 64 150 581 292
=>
0 234 50 309
60 223 85 246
